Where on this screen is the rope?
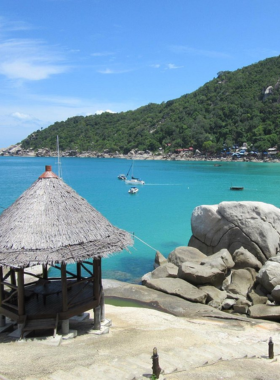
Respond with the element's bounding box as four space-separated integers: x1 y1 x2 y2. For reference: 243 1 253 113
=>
131 233 158 253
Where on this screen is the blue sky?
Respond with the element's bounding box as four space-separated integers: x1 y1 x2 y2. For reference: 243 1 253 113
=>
1 0 280 148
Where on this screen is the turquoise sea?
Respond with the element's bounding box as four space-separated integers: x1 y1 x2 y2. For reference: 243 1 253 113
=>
1 157 280 283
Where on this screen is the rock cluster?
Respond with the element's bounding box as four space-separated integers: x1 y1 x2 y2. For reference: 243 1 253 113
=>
142 202 280 322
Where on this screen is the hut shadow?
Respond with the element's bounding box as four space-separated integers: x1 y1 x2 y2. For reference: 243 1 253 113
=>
0 312 109 344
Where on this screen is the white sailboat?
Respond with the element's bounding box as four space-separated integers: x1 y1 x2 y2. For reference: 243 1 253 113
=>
125 160 145 185
56 135 62 179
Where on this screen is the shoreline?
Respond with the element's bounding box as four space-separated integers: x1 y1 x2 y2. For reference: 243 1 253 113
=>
0 144 279 163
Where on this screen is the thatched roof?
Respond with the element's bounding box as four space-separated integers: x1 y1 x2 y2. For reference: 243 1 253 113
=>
0 166 133 268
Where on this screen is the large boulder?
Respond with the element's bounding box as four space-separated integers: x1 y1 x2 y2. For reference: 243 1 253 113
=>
200 249 235 273
178 262 225 287
249 304 280 321
256 261 280 292
198 285 227 305
224 268 256 297
144 277 208 304
188 201 280 263
142 263 178 283
232 247 262 270
248 285 268 305
168 246 207 267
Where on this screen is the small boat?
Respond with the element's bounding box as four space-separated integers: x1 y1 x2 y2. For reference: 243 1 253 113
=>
125 161 145 185
125 177 145 185
118 174 126 180
230 186 244 191
128 187 139 194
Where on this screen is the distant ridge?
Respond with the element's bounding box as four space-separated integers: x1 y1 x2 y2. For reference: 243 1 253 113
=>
21 55 280 155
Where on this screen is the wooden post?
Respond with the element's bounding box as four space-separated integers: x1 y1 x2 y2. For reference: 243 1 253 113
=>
77 262 81 281
100 288 105 322
152 347 161 379
61 263 69 335
61 263 68 313
10 269 16 286
94 259 100 301
0 266 6 327
269 337 274 359
43 264 48 280
17 268 25 317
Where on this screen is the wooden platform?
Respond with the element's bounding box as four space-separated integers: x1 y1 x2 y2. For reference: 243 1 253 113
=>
1 279 99 322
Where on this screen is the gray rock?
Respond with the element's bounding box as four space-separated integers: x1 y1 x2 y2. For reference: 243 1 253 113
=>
189 201 280 263
178 261 225 287
224 268 256 297
200 249 235 272
208 300 222 310
268 255 280 263
144 277 208 303
154 251 167 268
256 261 280 292
222 298 236 310
142 263 178 283
249 304 280 321
141 272 152 283
168 246 207 267
232 247 262 270
271 285 280 304
222 272 232 290
233 304 249 314
248 286 268 305
103 281 245 320
198 285 227 304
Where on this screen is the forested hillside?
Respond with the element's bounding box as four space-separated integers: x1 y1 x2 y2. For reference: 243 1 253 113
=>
21 56 280 154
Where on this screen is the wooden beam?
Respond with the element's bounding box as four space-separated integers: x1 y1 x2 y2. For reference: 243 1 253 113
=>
61 263 68 313
17 268 25 317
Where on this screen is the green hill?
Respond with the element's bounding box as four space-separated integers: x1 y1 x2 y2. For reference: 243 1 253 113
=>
21 55 280 154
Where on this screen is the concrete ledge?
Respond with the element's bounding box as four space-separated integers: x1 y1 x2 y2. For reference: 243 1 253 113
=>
61 329 78 340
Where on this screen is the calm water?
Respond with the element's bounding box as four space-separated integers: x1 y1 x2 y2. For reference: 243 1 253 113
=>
1 157 280 283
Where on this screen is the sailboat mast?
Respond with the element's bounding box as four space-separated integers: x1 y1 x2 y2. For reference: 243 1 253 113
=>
57 135 62 179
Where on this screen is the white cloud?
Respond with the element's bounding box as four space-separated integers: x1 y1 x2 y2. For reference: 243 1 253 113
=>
0 60 67 80
167 63 183 69
98 68 115 74
0 17 31 32
151 64 160 68
11 111 32 120
0 38 69 81
95 110 115 115
97 67 133 74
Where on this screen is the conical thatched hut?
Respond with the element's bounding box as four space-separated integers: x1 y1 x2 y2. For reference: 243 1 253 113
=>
0 165 132 337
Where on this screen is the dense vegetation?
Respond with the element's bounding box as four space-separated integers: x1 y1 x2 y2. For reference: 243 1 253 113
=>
21 56 280 154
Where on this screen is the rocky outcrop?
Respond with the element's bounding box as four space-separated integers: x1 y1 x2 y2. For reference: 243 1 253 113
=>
154 250 168 268
232 247 262 270
224 268 256 297
178 262 225 287
188 201 280 263
145 278 208 304
142 262 178 283
200 249 235 272
168 246 207 267
256 261 280 292
139 202 280 322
